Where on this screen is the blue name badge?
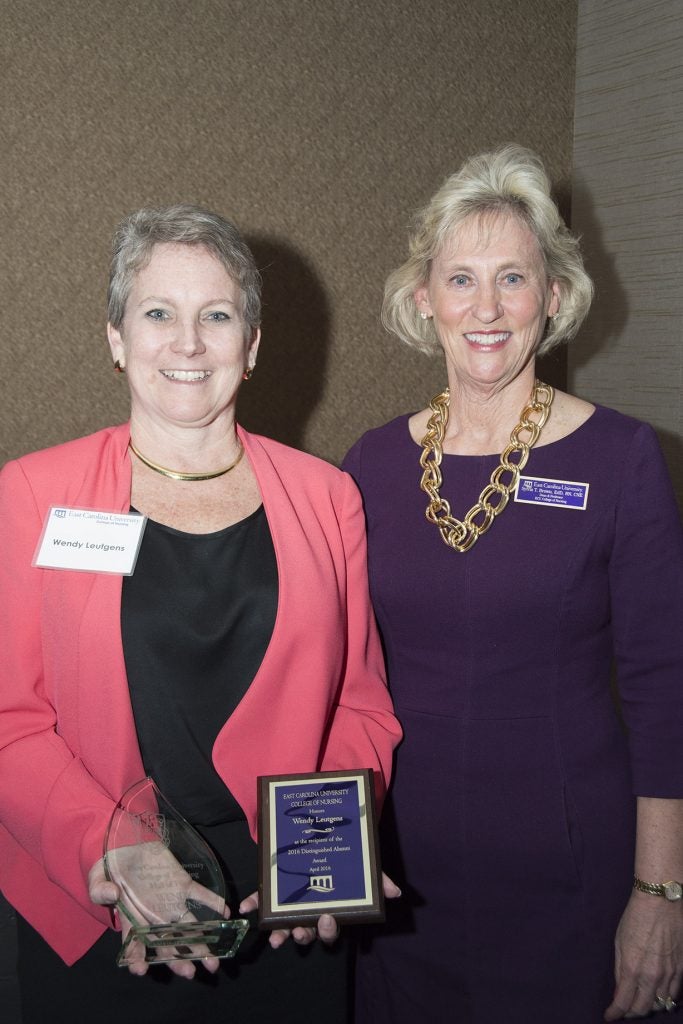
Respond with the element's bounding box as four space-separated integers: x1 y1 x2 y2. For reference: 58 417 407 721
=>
514 475 589 510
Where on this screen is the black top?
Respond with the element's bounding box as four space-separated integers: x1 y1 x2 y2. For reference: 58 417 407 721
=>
121 504 278 827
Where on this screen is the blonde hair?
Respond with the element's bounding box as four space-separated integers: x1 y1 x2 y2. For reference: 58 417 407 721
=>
382 145 593 356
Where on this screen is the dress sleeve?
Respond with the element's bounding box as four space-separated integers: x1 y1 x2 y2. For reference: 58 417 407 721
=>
0 460 115 925
609 424 683 796
319 470 401 806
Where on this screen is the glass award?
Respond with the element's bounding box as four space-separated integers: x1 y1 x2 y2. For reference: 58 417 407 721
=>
104 777 249 967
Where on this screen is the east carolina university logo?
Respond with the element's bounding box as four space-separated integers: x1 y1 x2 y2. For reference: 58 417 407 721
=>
134 810 171 850
308 874 335 893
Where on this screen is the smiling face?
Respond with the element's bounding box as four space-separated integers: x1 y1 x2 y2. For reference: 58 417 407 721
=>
414 212 559 394
107 242 259 437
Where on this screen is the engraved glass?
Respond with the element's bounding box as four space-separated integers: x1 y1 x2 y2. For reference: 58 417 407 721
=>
104 777 249 966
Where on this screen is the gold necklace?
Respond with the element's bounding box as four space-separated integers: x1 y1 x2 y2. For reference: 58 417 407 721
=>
419 380 554 552
128 440 244 481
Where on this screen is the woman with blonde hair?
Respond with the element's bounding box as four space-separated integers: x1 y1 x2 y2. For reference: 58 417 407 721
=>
343 146 683 1023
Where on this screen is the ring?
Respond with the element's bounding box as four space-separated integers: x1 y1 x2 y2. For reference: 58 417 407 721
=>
654 995 678 1014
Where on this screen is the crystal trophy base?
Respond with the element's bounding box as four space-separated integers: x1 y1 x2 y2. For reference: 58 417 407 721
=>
117 918 249 966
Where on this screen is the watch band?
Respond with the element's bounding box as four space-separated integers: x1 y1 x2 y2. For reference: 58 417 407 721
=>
633 876 683 901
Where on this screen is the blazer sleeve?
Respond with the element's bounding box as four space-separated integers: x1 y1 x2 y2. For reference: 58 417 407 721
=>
318 471 402 805
0 459 115 926
608 423 683 796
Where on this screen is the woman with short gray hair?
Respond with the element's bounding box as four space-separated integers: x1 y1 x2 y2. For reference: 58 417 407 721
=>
0 203 401 1023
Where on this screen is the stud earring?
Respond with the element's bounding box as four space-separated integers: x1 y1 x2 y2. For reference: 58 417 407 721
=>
114 360 125 373
242 367 254 381
420 312 428 320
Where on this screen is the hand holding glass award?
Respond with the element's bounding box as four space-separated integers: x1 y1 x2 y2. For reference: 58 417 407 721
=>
104 778 249 967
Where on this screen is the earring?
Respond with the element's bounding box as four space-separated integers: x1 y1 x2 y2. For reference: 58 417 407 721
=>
420 312 428 320
551 313 559 322
242 367 254 381
114 360 125 373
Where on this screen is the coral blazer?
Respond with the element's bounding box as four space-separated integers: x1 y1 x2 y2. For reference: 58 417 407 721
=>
0 424 401 964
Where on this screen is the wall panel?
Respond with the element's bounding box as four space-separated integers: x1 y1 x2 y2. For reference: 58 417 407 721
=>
570 0 683 508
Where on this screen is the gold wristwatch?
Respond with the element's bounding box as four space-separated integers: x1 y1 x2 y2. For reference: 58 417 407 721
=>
633 877 683 901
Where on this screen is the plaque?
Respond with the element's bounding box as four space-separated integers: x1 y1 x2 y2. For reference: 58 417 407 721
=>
257 769 384 929
104 778 249 966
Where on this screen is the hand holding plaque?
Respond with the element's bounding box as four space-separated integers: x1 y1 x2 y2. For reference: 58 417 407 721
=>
257 769 384 930
104 778 249 967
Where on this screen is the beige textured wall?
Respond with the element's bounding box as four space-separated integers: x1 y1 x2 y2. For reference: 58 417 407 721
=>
0 0 577 468
569 0 683 508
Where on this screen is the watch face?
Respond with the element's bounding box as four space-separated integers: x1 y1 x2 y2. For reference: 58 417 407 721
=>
663 881 683 901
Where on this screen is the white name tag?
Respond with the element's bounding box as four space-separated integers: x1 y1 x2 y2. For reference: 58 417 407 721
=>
33 507 147 575
514 476 589 510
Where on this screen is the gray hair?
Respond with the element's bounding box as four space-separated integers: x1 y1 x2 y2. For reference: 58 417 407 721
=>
107 203 262 334
382 145 593 356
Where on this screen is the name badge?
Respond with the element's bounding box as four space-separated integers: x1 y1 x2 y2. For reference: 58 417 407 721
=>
514 476 589 510
33 507 147 575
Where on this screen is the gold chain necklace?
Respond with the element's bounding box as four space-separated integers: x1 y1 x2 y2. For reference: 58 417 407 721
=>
419 379 554 552
128 440 244 481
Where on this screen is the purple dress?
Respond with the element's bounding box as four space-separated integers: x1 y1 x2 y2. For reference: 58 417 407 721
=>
343 405 683 1024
